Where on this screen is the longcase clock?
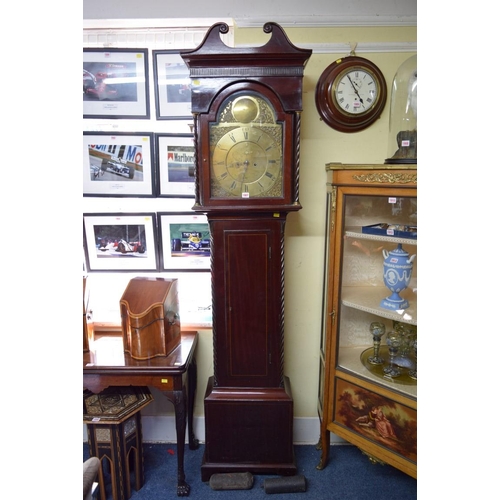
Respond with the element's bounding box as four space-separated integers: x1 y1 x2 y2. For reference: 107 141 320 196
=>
181 22 311 481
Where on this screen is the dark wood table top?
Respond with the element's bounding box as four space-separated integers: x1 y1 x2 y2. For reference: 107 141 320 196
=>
83 330 198 376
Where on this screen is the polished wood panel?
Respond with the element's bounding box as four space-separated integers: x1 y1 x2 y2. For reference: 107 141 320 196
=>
210 215 286 388
201 376 295 481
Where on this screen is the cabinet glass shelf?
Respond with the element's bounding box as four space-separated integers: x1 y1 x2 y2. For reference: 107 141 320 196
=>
337 346 417 398
360 346 416 385
341 286 417 325
345 227 417 246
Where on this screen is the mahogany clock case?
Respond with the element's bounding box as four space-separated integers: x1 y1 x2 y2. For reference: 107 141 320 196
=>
179 22 311 479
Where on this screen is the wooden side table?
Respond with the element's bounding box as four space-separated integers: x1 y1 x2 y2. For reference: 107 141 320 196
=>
83 331 199 497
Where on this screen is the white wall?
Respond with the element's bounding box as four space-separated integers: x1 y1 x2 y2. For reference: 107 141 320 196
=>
83 0 417 25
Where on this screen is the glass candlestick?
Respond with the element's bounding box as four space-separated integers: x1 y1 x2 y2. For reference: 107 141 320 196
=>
408 340 417 380
368 322 386 365
383 332 402 378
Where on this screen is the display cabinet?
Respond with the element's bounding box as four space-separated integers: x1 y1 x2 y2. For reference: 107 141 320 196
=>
317 163 417 478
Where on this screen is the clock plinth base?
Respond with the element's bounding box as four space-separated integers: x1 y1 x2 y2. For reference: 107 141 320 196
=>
201 376 297 482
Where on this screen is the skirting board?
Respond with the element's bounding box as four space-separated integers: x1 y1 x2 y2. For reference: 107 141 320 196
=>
83 416 347 445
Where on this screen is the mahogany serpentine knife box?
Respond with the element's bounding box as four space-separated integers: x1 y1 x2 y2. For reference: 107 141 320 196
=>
120 277 181 360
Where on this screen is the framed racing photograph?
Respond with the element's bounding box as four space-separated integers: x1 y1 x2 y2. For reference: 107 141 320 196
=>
83 48 150 119
83 132 155 197
153 50 192 119
158 212 210 271
83 213 159 272
155 133 195 197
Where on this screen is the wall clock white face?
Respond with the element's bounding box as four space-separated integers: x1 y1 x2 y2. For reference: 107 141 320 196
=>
334 68 379 115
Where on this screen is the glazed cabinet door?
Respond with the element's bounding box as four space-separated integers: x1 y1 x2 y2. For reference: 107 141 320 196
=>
318 165 417 479
334 187 417 397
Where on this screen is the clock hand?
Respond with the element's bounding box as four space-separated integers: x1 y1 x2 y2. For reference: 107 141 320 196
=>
240 160 250 191
347 75 365 108
351 78 361 90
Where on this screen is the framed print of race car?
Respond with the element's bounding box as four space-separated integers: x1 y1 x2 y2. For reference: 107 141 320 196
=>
83 48 150 119
83 213 159 272
83 132 155 197
158 212 210 271
155 133 195 197
153 50 192 120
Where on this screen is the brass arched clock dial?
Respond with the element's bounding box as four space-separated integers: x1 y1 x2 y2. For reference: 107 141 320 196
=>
209 92 284 199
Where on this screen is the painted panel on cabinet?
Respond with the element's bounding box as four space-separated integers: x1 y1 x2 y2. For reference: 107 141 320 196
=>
334 377 416 463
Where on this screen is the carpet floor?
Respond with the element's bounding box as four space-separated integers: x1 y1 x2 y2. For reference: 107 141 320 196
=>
83 442 416 499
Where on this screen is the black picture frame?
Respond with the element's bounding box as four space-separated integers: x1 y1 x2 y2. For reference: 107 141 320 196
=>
157 212 210 271
153 50 192 119
83 48 150 119
155 133 195 197
83 132 155 197
83 213 159 272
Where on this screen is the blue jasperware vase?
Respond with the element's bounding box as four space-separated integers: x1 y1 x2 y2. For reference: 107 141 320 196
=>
380 243 416 310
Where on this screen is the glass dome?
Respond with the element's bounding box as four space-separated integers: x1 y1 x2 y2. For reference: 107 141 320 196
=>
385 55 417 164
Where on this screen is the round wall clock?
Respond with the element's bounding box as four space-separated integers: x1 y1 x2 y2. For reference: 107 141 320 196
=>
315 56 387 133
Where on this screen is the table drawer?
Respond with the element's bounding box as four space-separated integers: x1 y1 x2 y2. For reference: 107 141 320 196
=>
143 376 175 391
83 374 175 393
